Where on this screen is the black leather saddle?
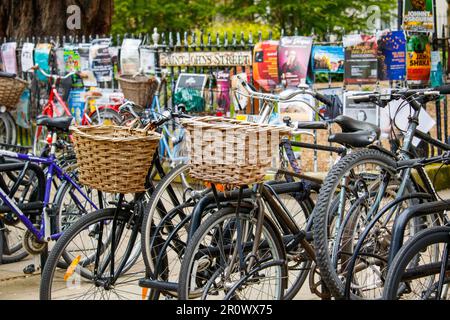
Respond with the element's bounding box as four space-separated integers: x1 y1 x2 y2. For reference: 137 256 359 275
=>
36 115 73 132
329 115 380 148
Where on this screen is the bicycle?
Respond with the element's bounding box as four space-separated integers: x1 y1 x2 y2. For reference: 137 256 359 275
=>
39 110 194 300
139 79 381 300
312 85 450 299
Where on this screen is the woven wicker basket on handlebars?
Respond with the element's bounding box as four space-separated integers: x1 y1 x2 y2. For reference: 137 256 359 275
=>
70 124 161 194
118 74 158 106
0 77 28 110
181 116 291 186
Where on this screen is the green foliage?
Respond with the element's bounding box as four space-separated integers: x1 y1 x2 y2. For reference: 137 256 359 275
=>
112 0 397 38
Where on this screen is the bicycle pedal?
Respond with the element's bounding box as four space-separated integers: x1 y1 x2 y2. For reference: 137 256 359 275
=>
23 264 37 275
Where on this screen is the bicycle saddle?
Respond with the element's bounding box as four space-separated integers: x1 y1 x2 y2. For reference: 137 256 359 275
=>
0 71 16 78
36 115 73 132
333 115 380 137
328 130 378 148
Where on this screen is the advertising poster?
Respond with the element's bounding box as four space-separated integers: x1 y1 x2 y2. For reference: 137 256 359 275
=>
215 71 231 115
109 47 120 79
34 43 52 81
140 46 156 75
317 87 343 120
344 35 378 84
253 40 280 91
89 38 113 82
64 45 81 73
312 46 345 74
278 36 313 87
55 48 65 75
1 42 18 74
344 91 379 126
21 43 35 73
430 51 443 87
78 43 91 71
68 89 86 124
120 38 141 75
403 0 434 33
278 89 315 122
377 31 407 81
174 73 207 112
16 89 30 129
406 34 431 82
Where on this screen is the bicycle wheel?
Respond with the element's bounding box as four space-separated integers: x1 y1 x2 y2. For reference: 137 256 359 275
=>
383 226 450 300
313 149 426 299
141 164 207 298
178 207 287 300
89 108 122 126
4 111 17 145
0 111 11 144
40 208 145 300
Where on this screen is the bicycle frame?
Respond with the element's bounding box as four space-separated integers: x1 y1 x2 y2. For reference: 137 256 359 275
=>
0 148 98 242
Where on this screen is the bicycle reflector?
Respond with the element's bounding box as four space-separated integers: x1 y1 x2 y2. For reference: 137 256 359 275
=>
64 255 81 281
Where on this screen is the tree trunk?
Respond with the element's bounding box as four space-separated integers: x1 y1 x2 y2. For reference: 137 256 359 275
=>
0 0 113 39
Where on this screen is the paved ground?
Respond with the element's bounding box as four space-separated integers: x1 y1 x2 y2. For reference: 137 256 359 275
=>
1 189 449 300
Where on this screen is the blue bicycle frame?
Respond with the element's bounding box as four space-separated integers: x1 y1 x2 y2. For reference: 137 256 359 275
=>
0 148 98 242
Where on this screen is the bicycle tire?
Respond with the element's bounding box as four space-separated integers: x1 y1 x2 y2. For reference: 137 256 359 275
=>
313 148 405 299
178 207 287 300
383 226 450 300
40 208 143 300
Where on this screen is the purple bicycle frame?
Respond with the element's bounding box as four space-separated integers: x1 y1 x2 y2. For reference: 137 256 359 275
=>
0 149 98 241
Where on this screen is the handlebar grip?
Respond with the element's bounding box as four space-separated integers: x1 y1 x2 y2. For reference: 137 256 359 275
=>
352 95 372 104
315 92 333 107
434 85 450 95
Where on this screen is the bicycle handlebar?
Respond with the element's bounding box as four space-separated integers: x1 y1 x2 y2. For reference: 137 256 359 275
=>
29 64 83 81
397 151 450 169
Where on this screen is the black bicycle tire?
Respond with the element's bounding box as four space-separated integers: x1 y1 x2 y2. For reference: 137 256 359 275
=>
383 226 450 300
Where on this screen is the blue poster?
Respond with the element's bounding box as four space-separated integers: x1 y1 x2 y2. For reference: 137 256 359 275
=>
68 89 86 124
311 46 345 74
34 44 52 82
378 31 406 81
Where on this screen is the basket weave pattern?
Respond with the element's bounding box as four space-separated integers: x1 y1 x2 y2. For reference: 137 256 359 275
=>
182 116 291 186
0 77 27 110
71 125 161 194
118 75 158 106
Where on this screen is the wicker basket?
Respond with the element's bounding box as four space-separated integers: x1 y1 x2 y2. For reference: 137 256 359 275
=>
181 116 291 186
118 74 158 106
70 125 161 194
0 77 28 110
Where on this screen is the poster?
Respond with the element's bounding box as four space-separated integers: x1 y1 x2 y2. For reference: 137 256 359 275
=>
317 87 343 120
344 91 379 126
253 40 280 91
1 42 18 74
312 46 345 74
34 43 52 81
140 46 156 75
120 38 141 75
430 51 443 87
21 43 35 73
174 73 207 112
344 35 378 84
68 89 86 124
64 45 81 73
403 0 434 33
55 47 65 75
78 43 91 71
109 47 120 79
215 71 231 115
406 34 431 82
377 31 407 81
16 89 30 129
278 36 313 87
380 98 435 145
231 73 250 111
89 38 113 82
278 89 315 122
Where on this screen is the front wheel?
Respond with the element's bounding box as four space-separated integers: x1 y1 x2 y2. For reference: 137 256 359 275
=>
40 208 145 300
383 226 450 300
178 207 287 300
